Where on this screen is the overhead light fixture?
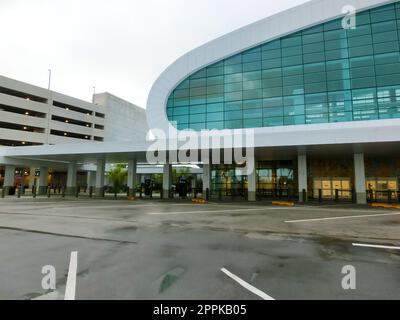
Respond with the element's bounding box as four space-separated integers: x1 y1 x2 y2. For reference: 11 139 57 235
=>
25 112 29 115
23 126 27 130
66 108 69 111
65 120 69 123
22 141 26 145
64 133 67 136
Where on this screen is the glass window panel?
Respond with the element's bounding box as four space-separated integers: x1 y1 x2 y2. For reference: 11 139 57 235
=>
348 25 371 38
348 35 373 47
304 62 326 74
305 82 327 93
282 46 302 57
225 120 243 129
284 95 305 106
281 36 302 47
263 97 283 108
326 59 349 71
330 111 353 122
243 61 262 72
243 108 262 119
207 121 224 130
349 45 374 58
243 71 261 81
224 64 242 74
374 52 400 65
190 69 206 79
207 103 224 113
224 82 242 93
373 31 398 44
173 106 189 115
243 89 262 100
243 99 262 109
283 85 305 96
262 58 282 69
190 113 206 123
375 63 400 76
306 113 329 124
262 78 282 88
282 65 303 76
242 51 261 63
263 87 283 98
243 80 262 90
261 49 281 60
325 39 348 51
371 8 396 23
373 41 399 54
207 76 224 86
350 66 375 78
372 20 397 33
302 32 324 44
207 112 224 122
284 115 306 125
225 73 242 83
207 67 224 77
262 68 282 79
263 106 283 117
327 79 351 91
304 72 327 84
283 75 304 86
190 105 206 114
244 118 263 128
225 101 243 111
325 48 349 60
351 77 377 89
282 55 303 66
224 55 242 65
263 117 284 127
225 91 243 101
262 40 281 50
225 110 243 120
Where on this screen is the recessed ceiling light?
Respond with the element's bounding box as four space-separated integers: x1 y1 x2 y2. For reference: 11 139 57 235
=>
64 133 67 136
25 112 29 115
22 142 26 145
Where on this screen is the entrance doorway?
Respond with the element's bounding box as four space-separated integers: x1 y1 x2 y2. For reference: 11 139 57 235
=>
257 161 294 200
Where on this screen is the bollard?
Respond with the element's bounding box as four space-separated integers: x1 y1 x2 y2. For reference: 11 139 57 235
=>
318 189 322 203
17 187 21 198
335 189 339 202
388 190 392 204
206 188 210 201
47 187 51 198
302 189 307 203
33 186 37 198
76 187 80 198
62 187 66 198
89 186 93 198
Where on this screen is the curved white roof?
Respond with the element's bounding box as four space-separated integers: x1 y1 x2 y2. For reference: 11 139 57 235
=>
146 0 396 140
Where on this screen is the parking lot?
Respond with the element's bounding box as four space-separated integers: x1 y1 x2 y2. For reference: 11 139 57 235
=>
0 198 399 300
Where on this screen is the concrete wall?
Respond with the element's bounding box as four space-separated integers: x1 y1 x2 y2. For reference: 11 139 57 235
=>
94 92 149 143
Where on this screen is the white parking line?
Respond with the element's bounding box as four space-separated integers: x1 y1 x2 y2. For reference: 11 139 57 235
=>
64 251 78 300
353 243 400 250
221 268 275 300
285 212 400 223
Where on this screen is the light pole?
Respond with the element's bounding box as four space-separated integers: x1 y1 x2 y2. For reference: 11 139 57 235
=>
48 69 52 90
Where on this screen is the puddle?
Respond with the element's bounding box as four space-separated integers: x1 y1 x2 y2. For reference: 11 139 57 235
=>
157 267 186 293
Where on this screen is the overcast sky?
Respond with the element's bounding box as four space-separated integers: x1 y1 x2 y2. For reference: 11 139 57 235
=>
0 0 309 108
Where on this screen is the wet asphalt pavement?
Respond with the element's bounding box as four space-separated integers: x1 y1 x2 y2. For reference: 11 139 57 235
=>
0 198 399 300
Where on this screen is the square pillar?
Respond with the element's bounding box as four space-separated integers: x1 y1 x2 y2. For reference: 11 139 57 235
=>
247 156 256 202
354 153 367 204
298 154 308 202
95 159 105 197
87 171 96 188
202 164 211 198
38 166 49 195
66 161 77 196
127 159 138 197
29 167 36 189
163 164 172 199
3 165 16 195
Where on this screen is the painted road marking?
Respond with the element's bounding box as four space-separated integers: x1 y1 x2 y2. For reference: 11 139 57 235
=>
285 212 400 223
148 207 287 215
353 243 400 250
221 268 275 300
64 251 78 300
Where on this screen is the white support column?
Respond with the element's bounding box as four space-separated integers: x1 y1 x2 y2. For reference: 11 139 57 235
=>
87 171 96 188
3 165 16 196
354 153 367 204
29 167 36 189
247 156 256 202
38 166 49 195
66 161 77 195
298 154 308 202
127 159 138 197
95 159 105 197
163 163 172 199
202 164 211 199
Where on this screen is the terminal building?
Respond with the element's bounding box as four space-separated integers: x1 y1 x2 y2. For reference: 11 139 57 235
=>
1 0 400 204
